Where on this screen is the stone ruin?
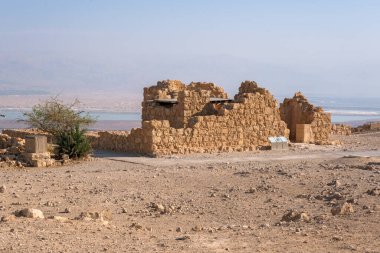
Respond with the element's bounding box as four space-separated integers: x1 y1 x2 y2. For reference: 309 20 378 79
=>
353 121 380 133
331 124 352 136
142 80 228 128
280 92 332 144
0 130 54 168
89 80 333 156
0 133 25 167
1 80 339 159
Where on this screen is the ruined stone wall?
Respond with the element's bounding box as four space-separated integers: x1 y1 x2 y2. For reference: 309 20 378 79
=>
352 121 380 133
150 83 287 155
2 129 53 142
91 81 288 156
142 80 227 129
143 80 185 101
141 80 185 128
369 122 380 130
7 81 339 156
331 124 352 135
88 127 155 155
280 92 332 144
181 83 227 127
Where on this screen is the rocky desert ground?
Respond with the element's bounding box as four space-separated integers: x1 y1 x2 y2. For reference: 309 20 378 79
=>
0 132 379 253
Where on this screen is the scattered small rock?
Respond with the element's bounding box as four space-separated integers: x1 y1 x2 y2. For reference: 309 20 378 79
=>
313 214 329 224
1 214 16 222
281 210 310 223
327 180 342 188
44 201 58 207
47 216 70 222
192 225 202 231
130 222 143 230
176 235 190 241
246 187 256 194
260 223 271 228
222 194 230 199
176 227 183 232
76 211 112 223
331 202 354 216
362 205 370 210
150 202 174 214
332 235 343 241
366 188 380 196
346 198 358 204
0 185 6 193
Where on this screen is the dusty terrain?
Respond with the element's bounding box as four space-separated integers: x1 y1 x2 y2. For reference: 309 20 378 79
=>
0 133 379 253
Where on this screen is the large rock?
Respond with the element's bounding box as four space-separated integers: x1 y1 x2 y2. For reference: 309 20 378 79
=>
15 208 45 219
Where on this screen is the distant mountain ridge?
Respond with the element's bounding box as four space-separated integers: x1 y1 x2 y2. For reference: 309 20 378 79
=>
1 51 379 98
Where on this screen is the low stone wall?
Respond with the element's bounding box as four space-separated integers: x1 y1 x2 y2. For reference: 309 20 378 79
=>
369 122 380 130
2 129 53 142
331 124 352 135
352 121 380 133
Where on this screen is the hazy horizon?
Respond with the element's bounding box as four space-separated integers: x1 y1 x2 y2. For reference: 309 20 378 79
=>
1 0 380 99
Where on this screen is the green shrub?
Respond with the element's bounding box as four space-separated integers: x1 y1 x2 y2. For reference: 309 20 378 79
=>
22 97 95 160
22 97 95 137
56 125 91 159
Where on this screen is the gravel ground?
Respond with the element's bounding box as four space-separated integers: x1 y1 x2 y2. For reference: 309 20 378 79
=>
0 132 379 253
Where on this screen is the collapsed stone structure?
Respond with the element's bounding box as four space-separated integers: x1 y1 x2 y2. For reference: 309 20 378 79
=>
1 80 339 158
331 124 352 136
90 80 290 156
280 92 332 144
0 132 54 167
89 80 337 155
353 121 380 133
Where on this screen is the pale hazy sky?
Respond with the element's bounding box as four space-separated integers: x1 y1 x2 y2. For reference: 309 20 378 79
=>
0 0 379 98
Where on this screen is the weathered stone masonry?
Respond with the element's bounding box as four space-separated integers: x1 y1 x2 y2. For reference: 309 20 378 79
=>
142 81 227 128
280 92 332 144
2 80 337 157
91 80 290 156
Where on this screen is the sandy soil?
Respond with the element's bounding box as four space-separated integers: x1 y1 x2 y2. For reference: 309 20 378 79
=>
0 133 379 253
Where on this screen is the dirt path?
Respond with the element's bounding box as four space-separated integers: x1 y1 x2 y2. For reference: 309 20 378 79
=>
95 148 380 167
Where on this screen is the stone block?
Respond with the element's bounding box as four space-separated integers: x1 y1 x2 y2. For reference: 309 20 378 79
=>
296 124 311 143
25 135 47 153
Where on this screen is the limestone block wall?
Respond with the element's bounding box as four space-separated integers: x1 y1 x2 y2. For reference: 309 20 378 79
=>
331 124 352 135
141 80 185 128
2 129 54 143
5 80 337 156
181 83 226 127
0 134 11 149
142 80 227 129
143 80 185 101
91 81 289 156
369 122 380 130
352 121 380 133
88 128 154 155
280 92 332 144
